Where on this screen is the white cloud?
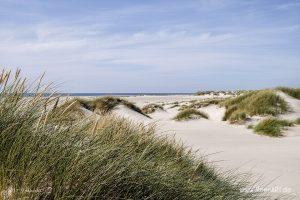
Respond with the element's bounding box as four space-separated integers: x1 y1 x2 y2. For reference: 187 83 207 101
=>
0 22 298 74
0 0 299 91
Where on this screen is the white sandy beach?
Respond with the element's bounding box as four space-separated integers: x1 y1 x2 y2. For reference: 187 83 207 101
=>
111 94 300 199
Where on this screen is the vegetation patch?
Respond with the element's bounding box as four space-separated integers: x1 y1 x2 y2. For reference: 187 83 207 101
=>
195 90 236 96
142 103 164 114
295 118 300 125
178 104 189 111
222 90 289 123
0 70 259 199
73 96 149 117
169 101 179 109
189 98 224 109
48 98 89 123
254 118 294 137
276 87 300 100
174 108 209 121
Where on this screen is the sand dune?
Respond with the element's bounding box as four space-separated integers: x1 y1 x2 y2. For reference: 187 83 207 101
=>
119 95 300 199
113 105 151 124
278 91 300 121
73 94 300 198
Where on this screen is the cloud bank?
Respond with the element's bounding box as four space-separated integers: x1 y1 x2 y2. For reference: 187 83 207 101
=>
0 0 299 92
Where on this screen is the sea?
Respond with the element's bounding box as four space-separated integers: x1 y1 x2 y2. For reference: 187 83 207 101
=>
25 93 194 97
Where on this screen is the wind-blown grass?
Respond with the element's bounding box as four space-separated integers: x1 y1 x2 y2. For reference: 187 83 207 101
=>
48 98 86 124
189 98 224 109
61 96 150 118
0 70 262 199
142 103 164 114
276 87 300 100
222 90 289 123
174 108 209 121
254 118 294 137
294 118 300 125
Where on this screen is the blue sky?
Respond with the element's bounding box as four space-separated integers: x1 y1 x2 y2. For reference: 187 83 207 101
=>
0 0 299 92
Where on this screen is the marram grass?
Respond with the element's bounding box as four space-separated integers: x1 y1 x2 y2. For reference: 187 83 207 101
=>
174 108 209 121
189 98 224 109
254 118 294 137
142 103 164 114
222 90 289 123
0 70 264 199
75 96 149 117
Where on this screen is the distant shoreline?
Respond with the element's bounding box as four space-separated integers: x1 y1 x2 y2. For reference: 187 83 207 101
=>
24 93 195 97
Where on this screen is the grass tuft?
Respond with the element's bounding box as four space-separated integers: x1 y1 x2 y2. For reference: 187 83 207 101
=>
254 118 294 137
189 98 224 109
62 96 150 117
222 90 289 123
174 108 209 121
142 103 164 114
294 118 300 125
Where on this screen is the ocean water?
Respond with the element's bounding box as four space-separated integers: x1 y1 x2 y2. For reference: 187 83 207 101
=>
66 93 193 96
25 93 194 97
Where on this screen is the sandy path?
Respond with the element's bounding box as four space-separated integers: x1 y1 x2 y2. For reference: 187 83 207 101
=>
278 91 300 121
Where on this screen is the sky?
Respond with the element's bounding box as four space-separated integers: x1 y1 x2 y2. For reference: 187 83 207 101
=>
0 0 299 93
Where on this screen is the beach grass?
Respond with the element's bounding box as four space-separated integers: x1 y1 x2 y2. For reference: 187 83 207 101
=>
48 98 87 124
60 96 150 118
189 98 224 109
0 70 261 199
222 90 289 123
276 87 300 100
142 103 164 114
169 101 179 109
254 118 294 137
78 96 144 115
295 118 300 125
174 108 209 121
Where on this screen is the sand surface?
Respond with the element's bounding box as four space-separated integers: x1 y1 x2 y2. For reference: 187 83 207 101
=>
278 91 300 121
115 94 300 199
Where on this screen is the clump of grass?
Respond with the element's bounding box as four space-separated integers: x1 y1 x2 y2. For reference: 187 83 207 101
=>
223 105 238 121
254 118 294 137
222 90 289 123
142 103 164 114
48 98 86 124
169 101 179 109
276 86 300 99
247 124 254 129
73 96 150 117
178 104 189 111
229 111 247 123
174 108 209 121
0 70 262 199
294 118 300 125
189 98 224 109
